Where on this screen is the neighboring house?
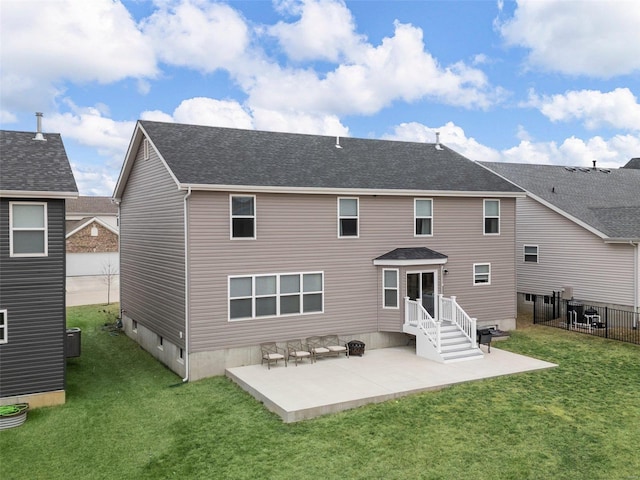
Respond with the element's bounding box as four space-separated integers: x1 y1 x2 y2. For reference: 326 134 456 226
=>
65 196 119 305
0 124 78 407
113 121 524 380
481 160 640 315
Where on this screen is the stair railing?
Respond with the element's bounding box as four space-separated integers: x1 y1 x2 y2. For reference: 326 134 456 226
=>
405 297 441 353
438 294 476 345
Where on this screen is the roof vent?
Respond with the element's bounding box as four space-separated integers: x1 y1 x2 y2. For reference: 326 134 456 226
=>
435 132 443 150
578 167 590 173
564 167 576 172
599 168 611 174
335 136 342 149
33 112 46 141
592 159 597 170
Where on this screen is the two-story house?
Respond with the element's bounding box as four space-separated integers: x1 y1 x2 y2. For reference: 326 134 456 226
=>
0 120 78 407
114 121 524 380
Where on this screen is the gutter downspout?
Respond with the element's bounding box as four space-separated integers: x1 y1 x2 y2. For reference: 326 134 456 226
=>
182 187 192 382
114 199 122 320
634 241 639 329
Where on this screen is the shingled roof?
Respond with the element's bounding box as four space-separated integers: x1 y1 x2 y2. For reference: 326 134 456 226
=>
0 130 77 197
66 196 117 216
116 121 523 196
480 161 640 241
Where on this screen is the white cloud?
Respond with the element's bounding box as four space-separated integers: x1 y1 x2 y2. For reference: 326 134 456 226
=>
140 97 349 135
71 164 119 197
170 98 254 129
385 121 638 168
141 0 249 72
45 106 135 167
383 121 502 162
502 134 640 168
248 21 505 116
0 0 156 85
528 88 640 131
499 0 640 77
251 108 349 136
268 0 365 62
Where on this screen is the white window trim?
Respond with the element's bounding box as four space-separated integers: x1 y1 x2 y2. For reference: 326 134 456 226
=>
483 199 500 236
230 194 256 240
524 245 539 263
473 263 491 285
143 138 150 160
0 309 7 344
228 271 324 321
337 197 359 238
382 269 399 309
9 201 48 257
414 198 433 237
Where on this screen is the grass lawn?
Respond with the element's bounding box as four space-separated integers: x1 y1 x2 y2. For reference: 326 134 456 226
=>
1 305 639 480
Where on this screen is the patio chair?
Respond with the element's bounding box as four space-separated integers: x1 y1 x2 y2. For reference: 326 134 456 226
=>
286 339 313 366
322 334 349 358
306 336 330 361
260 342 287 369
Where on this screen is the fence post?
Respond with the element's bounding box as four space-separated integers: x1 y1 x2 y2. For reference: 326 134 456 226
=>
605 306 609 339
533 296 537 324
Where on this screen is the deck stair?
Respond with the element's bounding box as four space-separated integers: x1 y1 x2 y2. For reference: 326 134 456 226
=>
404 296 483 363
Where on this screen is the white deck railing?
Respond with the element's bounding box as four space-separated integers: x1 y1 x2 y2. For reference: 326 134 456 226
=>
405 295 476 351
405 297 441 352
438 295 477 345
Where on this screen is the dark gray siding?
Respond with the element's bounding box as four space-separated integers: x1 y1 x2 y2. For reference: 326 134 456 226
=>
119 142 186 346
0 198 66 398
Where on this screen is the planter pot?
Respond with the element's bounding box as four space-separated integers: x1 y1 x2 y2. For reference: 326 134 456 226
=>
0 403 29 430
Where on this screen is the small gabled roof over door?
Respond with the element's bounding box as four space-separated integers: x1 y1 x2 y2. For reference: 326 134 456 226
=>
373 247 448 266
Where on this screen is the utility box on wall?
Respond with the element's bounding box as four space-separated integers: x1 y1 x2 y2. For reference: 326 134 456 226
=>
562 286 574 300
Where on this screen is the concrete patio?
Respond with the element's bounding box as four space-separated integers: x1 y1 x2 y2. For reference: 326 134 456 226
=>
226 345 557 422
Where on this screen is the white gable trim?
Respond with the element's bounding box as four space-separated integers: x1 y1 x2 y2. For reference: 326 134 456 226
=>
66 216 119 238
113 122 181 200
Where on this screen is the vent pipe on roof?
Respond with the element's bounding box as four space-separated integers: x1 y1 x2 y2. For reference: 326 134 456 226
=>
592 159 597 170
335 136 343 149
33 112 46 141
435 131 443 150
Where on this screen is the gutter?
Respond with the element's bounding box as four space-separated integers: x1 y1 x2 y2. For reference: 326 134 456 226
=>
182 186 192 382
634 241 639 328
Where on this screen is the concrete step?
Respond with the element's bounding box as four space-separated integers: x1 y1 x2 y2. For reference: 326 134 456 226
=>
442 348 484 363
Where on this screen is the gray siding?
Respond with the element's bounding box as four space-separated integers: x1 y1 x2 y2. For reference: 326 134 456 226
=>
0 198 66 398
119 143 186 347
516 197 636 306
187 192 516 352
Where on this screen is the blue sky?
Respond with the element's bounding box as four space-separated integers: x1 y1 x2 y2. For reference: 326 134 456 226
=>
1 0 639 195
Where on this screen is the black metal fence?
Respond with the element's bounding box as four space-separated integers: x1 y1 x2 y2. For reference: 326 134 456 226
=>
533 291 640 346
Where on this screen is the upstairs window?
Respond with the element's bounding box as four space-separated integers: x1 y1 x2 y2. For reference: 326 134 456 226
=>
10 202 47 256
524 245 539 263
414 199 433 236
483 199 500 235
338 197 359 237
473 263 491 285
231 195 256 239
